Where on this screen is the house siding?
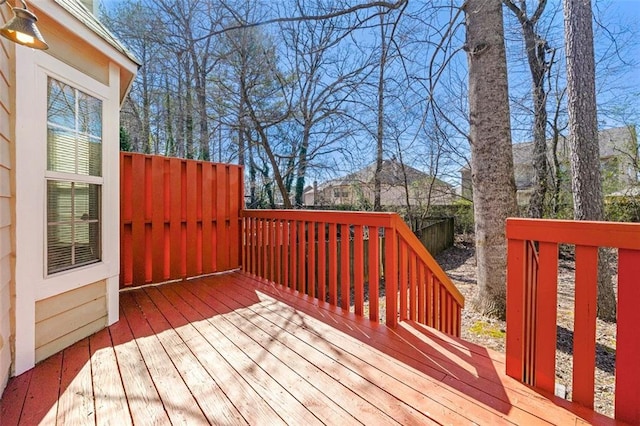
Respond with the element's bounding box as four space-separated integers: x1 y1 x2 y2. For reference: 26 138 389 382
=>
35 280 107 363
0 26 13 392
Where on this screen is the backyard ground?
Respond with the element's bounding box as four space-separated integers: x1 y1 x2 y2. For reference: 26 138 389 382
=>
434 235 617 418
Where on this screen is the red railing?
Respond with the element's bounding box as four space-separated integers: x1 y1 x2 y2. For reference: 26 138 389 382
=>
241 210 464 335
506 218 640 424
120 153 244 287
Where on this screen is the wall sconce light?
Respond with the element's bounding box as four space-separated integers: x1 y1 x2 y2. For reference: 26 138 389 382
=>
0 0 48 50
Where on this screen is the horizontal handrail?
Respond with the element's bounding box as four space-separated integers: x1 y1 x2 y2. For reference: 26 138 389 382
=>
506 218 640 424
392 215 464 306
241 209 464 336
507 218 640 249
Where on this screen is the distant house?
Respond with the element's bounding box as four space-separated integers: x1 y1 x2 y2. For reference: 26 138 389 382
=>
0 0 139 392
461 126 638 205
305 159 456 208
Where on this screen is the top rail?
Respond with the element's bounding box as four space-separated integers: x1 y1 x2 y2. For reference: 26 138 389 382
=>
507 218 640 249
241 209 464 336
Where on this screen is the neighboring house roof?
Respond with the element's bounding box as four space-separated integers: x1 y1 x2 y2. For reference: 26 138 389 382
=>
54 0 141 66
308 159 451 194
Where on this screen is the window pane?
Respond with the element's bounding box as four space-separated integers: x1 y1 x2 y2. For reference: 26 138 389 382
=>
47 129 76 174
78 91 102 137
47 224 73 272
47 77 102 177
47 79 75 129
76 135 102 177
74 222 100 265
47 180 101 274
47 181 72 223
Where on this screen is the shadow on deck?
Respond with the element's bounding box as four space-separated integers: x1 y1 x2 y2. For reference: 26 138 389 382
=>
1 272 618 425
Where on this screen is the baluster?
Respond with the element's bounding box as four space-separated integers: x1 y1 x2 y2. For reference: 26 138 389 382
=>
385 227 398 327
328 223 338 306
298 220 305 293
572 245 597 409
369 226 380 322
341 224 350 310
307 222 316 298
317 222 326 303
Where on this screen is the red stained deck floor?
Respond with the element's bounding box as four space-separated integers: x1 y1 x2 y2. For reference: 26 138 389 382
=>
0 272 620 425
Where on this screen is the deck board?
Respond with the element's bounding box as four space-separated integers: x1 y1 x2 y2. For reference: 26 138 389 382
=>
1 272 622 425
109 304 170 425
89 328 131 426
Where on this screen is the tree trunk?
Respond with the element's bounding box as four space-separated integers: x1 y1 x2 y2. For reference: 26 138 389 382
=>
184 61 194 160
524 21 549 219
374 12 387 212
563 0 616 321
465 0 518 319
294 126 311 208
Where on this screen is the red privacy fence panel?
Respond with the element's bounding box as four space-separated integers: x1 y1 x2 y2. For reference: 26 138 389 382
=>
120 153 244 288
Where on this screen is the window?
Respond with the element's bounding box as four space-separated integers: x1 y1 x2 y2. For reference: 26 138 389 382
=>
46 77 102 274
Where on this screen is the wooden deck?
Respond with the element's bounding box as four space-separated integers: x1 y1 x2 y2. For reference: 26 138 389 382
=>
1 272 619 425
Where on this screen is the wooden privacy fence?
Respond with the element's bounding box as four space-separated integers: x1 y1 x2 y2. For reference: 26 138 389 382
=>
120 153 243 288
416 217 454 256
506 218 640 424
241 209 465 335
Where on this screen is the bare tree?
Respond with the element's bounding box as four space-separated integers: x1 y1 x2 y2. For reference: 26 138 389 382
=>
504 0 552 218
465 0 518 318
279 5 373 207
563 0 616 321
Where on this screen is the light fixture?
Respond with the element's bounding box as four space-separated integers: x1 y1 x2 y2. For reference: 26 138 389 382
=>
0 0 48 50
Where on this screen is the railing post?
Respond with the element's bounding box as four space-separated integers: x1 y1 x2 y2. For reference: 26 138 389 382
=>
385 227 398 328
616 248 640 424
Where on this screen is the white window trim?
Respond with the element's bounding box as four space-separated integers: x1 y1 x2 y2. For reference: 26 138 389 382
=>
45 77 105 277
14 49 121 375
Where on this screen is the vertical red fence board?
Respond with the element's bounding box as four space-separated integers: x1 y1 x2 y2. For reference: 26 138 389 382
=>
120 153 243 288
616 248 640 425
229 166 242 268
